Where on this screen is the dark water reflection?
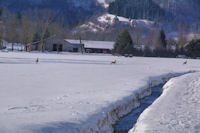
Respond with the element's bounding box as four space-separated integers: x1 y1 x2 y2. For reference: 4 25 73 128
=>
114 85 163 133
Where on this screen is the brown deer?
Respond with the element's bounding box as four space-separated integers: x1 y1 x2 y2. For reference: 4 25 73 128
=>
36 58 39 64
183 60 187 65
111 60 117 64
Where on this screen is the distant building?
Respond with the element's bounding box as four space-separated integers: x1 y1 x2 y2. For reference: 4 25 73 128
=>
1 40 9 49
45 39 82 52
134 44 145 50
65 39 115 54
43 39 114 54
27 39 81 52
1 40 25 51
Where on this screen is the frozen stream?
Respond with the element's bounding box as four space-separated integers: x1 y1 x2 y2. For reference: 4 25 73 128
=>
114 84 163 133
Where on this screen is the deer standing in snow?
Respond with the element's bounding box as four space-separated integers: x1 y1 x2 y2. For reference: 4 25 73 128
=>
111 60 117 64
183 60 187 65
36 58 39 64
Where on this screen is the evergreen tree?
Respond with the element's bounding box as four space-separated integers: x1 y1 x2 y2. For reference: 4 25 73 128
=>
114 29 134 55
0 8 3 18
0 40 2 50
16 11 22 21
108 0 169 21
156 29 167 49
153 29 169 57
185 39 200 58
143 45 152 57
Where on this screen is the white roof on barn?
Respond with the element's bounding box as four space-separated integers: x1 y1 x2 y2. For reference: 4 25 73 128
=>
65 39 115 50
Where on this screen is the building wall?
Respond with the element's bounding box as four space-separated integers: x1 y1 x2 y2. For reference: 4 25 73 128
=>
45 39 76 52
45 39 114 53
85 48 111 54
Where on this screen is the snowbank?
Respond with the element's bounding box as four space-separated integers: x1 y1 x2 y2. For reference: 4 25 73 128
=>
130 72 200 133
0 52 200 133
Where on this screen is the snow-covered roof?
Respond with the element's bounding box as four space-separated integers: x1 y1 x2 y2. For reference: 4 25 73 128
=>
65 39 115 50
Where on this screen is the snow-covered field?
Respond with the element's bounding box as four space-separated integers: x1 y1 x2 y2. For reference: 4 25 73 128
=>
0 52 200 133
130 72 200 133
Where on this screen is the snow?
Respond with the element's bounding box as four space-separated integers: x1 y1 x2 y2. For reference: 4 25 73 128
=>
98 14 129 24
130 72 200 133
97 13 154 26
0 52 200 133
76 13 155 33
97 0 112 8
79 22 105 32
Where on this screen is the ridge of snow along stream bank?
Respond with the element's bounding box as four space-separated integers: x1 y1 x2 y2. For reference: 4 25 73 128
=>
129 72 200 133
0 52 200 133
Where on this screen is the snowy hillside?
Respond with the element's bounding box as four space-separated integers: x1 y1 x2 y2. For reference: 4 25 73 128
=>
97 0 109 7
108 0 200 23
77 13 155 33
130 72 200 133
98 14 154 26
0 52 200 133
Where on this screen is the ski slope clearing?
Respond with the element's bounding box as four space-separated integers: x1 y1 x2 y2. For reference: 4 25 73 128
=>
0 52 199 133
130 72 200 133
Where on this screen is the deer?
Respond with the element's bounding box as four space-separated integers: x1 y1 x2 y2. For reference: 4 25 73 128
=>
183 60 187 65
36 58 39 64
111 60 117 64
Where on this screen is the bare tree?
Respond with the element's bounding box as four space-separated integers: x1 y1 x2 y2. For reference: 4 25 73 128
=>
167 37 177 51
48 22 68 39
0 20 3 49
145 29 159 48
132 25 144 45
35 9 55 52
177 23 188 47
5 14 18 51
20 14 36 51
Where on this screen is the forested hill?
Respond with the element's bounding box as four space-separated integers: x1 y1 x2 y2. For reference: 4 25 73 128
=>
1 0 200 25
0 0 102 25
108 0 169 21
108 0 200 23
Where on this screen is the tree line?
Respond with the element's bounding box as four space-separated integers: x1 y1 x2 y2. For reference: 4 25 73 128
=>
113 28 199 58
108 0 172 21
0 7 69 51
